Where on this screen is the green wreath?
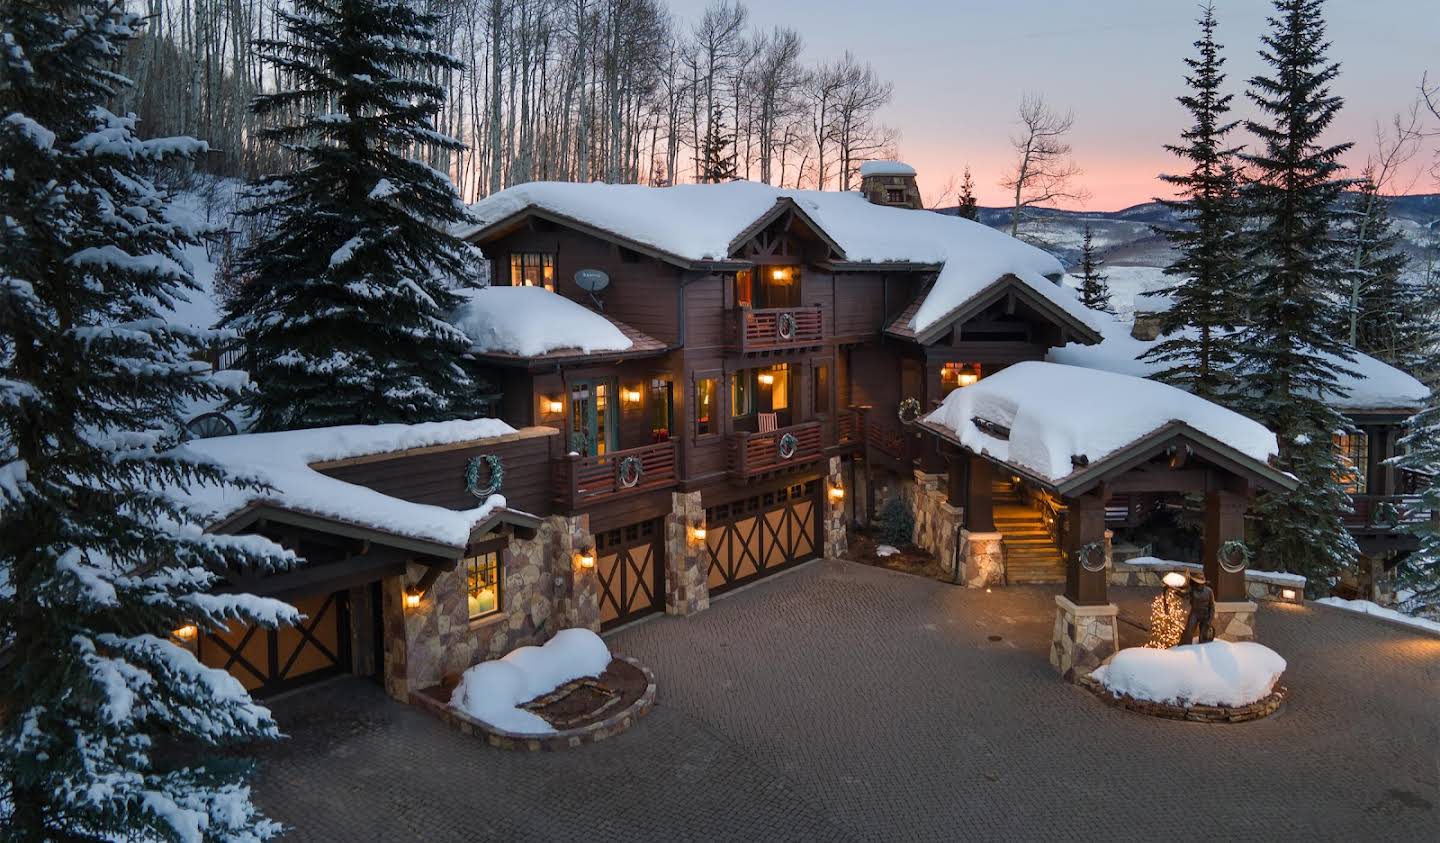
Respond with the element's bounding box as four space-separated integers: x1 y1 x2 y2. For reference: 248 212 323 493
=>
1076 541 1107 572
465 454 504 498
777 431 800 460
897 396 922 424
1218 539 1251 574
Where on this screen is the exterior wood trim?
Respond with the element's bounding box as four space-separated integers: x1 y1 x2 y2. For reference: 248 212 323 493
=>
726 198 849 261
890 274 1103 347
308 427 559 470
210 503 465 558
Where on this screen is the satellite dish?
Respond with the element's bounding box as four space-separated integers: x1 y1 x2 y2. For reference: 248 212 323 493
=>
574 268 610 292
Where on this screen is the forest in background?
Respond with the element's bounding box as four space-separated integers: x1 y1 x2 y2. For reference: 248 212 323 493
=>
122 0 898 199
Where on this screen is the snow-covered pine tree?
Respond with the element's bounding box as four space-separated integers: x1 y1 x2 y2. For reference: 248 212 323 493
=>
225 0 493 431
1141 2 1245 400
1346 178 1426 369
1075 226 1115 314
956 166 980 221
699 102 738 183
1233 0 1359 587
0 2 299 838
1391 371 1440 616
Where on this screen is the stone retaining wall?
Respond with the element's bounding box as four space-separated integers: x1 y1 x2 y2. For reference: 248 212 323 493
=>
1109 558 1305 604
1079 675 1286 723
1050 595 1118 680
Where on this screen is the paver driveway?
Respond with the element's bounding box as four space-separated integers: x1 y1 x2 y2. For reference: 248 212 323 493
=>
252 560 1439 841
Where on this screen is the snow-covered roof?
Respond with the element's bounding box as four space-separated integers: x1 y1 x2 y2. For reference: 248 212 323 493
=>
923 361 1280 486
451 286 635 357
179 419 524 549
858 160 917 177
1048 318 1431 413
460 181 1087 338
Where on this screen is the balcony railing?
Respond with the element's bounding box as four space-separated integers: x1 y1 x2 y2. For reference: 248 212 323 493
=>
1346 494 1437 531
554 441 677 510
865 421 908 465
837 407 864 448
730 305 824 353
729 421 824 478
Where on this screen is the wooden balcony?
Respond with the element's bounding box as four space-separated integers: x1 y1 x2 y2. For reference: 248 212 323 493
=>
729 421 824 478
837 408 865 448
553 441 677 510
864 421 909 470
1345 494 1437 532
729 305 824 353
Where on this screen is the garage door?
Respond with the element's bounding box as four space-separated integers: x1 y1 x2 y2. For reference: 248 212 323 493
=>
197 590 350 696
595 520 664 629
704 479 820 594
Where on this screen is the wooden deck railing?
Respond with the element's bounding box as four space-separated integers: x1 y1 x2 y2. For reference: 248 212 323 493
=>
1346 494 1437 531
729 420 824 478
730 305 824 353
553 441 677 509
837 408 864 447
864 422 907 463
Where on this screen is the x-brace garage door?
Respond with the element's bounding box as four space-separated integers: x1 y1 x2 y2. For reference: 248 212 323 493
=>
704 480 820 594
197 590 350 696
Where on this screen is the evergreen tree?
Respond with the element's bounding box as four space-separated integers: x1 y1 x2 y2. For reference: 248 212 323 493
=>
1233 0 1359 586
1392 378 1440 616
1075 226 1115 314
225 0 492 431
0 2 297 838
1141 3 1245 399
699 103 738 183
955 166 980 221
1346 178 1426 369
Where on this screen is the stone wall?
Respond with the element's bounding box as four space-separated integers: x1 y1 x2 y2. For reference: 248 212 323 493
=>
1213 601 1257 643
663 490 709 615
1109 558 1305 604
381 515 597 701
822 456 848 559
961 531 1005 588
1050 595 1118 681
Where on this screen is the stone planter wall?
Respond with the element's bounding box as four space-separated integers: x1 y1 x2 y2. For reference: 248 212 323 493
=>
381 514 596 702
1051 595 1118 681
663 491 709 616
1109 558 1305 604
961 531 1005 588
1079 674 1286 723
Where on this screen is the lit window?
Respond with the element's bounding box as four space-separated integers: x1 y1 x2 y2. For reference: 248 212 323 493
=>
1333 433 1368 494
509 253 555 290
735 269 753 308
465 551 501 619
695 378 716 436
733 365 790 416
650 379 673 441
940 362 982 396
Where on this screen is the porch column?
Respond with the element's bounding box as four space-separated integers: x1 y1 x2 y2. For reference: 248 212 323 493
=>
1204 488 1258 642
946 453 966 508
965 453 994 532
1052 492 1117 681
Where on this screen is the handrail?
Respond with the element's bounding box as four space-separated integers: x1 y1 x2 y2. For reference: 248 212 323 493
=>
730 304 824 352
730 420 824 477
554 440 677 509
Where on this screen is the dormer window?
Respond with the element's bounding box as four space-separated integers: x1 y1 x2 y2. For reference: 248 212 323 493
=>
886 188 905 204
510 252 555 291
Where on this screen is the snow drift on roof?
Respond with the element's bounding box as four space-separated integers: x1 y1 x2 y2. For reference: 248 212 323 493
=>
460 180 1085 337
1048 318 1430 412
179 418 518 548
923 361 1278 482
451 285 633 357
858 160 916 177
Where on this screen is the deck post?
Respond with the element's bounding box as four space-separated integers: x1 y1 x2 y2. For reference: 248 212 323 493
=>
1051 492 1117 681
1205 487 1257 642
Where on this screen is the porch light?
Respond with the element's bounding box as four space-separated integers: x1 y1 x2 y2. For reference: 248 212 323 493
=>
758 372 775 385
956 373 979 387
623 387 642 405
829 485 844 501
1282 588 1297 600
578 550 596 569
544 397 563 414
172 623 198 642
771 268 786 281
404 590 422 609
690 523 707 541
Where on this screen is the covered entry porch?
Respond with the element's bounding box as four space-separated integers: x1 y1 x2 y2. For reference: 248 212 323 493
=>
918 362 1299 679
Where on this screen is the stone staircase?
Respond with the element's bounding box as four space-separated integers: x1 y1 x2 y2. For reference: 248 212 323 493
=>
992 479 1066 583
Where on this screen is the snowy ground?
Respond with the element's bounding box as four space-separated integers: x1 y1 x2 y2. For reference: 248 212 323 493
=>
1315 597 1440 636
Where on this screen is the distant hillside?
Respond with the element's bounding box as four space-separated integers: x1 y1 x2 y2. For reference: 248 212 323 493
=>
941 193 1440 271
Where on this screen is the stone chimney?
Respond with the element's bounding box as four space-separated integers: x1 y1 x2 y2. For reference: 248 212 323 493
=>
859 160 923 210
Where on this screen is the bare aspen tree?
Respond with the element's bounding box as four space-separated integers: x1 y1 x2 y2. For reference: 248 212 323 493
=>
1001 93 1088 237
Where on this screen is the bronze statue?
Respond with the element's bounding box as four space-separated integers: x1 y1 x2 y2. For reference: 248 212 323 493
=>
1182 572 1216 645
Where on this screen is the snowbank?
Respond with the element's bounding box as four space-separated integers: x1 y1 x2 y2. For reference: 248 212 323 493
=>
178 418 517 547
451 285 633 356
1315 598 1440 635
923 361 1278 482
461 180 1084 337
858 160 917 177
450 629 612 734
1049 316 1430 412
1092 641 1287 706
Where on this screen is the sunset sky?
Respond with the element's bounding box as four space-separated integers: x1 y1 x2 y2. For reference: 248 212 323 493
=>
672 0 1438 210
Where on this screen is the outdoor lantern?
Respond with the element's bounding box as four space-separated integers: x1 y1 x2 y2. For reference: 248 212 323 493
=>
956 372 979 387
1163 572 1188 589
172 623 198 642
1282 588 1297 600
758 372 775 385
404 590 422 609
771 268 786 281
545 397 563 414
829 485 845 501
691 521 706 541
578 550 596 569
623 387 642 405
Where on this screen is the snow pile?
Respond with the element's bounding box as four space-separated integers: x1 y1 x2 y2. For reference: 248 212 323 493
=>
1092 641 1287 706
451 285 633 356
875 544 899 557
450 629 612 733
1049 314 1430 411
461 180 1086 337
858 160 917 177
924 361 1278 482
1315 598 1440 635
179 418 517 547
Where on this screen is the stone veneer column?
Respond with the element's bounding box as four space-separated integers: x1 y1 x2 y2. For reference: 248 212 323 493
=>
546 514 599 632
822 456 848 558
960 530 1005 588
1050 595 1119 681
663 491 710 616
1213 601 1258 642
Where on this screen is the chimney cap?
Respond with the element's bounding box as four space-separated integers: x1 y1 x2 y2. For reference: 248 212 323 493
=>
859 160 916 178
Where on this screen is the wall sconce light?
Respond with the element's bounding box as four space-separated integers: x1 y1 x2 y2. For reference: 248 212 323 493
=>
172 623 198 642
829 485 844 501
404 590 422 609
758 372 775 385
1281 588 1297 600
956 373 979 387
771 268 786 281
623 387 642 405
578 550 596 569
690 522 707 541
544 397 563 414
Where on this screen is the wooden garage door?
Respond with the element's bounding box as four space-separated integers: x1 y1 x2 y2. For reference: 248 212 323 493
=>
595 520 664 629
704 480 820 594
197 590 350 696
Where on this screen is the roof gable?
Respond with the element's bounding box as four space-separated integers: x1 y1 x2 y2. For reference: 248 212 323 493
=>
887 274 1103 347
